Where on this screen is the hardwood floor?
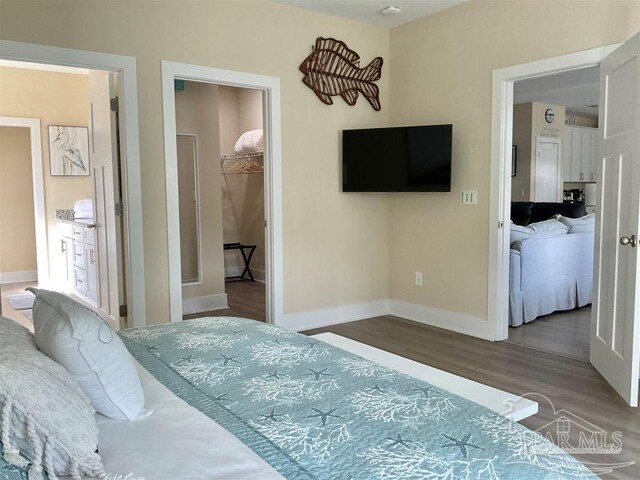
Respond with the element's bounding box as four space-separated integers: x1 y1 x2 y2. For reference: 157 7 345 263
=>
506 306 591 362
305 316 640 479
183 281 266 322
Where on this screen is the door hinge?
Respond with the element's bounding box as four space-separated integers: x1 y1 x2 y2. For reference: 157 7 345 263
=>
119 304 128 317
498 221 505 229
115 201 124 216
110 97 119 113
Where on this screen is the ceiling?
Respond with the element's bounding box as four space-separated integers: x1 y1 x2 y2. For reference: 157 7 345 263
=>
514 66 600 117
275 0 468 28
0 59 89 75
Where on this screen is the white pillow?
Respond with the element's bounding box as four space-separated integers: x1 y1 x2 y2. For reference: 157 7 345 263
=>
557 214 596 234
527 218 569 237
29 289 149 421
510 223 533 245
0 316 120 479
568 222 595 234
509 219 568 246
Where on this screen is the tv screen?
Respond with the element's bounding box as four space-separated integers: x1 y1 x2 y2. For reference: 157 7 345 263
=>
342 125 452 192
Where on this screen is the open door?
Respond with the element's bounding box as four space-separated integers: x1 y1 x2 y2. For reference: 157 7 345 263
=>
88 71 124 327
591 32 640 406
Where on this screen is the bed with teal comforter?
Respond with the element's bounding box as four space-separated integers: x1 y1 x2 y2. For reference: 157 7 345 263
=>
114 316 596 480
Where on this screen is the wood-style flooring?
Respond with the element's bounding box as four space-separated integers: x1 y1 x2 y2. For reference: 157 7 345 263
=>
506 306 591 362
0 281 35 331
183 281 266 322
305 315 640 480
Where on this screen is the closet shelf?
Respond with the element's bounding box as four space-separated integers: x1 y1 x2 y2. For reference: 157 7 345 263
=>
220 152 264 175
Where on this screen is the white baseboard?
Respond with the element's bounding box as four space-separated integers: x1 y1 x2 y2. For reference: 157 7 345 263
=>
0 270 37 285
280 299 390 332
277 297 494 340
182 293 228 315
389 299 495 341
224 265 265 283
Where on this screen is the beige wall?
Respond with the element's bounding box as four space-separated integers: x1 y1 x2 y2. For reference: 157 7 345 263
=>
512 102 566 201
0 66 91 280
0 126 36 274
0 0 391 324
511 103 532 201
175 81 225 301
219 86 266 275
388 0 639 321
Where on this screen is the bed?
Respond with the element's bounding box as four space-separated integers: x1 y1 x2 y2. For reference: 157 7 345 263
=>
2 316 597 479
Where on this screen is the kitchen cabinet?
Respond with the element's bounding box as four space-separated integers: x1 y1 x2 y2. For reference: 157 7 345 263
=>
564 126 598 182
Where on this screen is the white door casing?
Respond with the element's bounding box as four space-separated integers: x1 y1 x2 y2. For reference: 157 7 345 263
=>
161 61 283 326
590 32 640 407
534 136 561 202
88 71 123 327
0 117 47 286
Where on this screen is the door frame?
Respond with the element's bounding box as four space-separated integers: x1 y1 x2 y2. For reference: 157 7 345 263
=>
161 61 283 325
0 40 146 328
533 136 563 202
488 43 620 341
0 116 47 286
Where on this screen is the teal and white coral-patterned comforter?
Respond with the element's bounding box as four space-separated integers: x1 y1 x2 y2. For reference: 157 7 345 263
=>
116 317 596 480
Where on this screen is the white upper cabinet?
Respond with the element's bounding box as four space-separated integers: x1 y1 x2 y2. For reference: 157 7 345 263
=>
564 125 597 182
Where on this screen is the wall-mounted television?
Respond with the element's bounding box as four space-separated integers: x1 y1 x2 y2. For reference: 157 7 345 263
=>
342 124 452 192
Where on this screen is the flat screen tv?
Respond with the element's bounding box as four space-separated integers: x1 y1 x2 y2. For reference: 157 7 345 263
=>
342 124 452 192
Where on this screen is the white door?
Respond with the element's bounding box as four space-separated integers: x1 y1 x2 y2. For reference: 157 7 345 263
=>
88 71 124 327
591 32 640 407
534 136 561 202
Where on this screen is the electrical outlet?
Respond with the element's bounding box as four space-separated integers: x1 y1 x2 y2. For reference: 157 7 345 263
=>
461 189 478 205
415 272 423 286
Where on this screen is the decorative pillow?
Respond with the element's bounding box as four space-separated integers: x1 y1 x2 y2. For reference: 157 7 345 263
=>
510 222 534 245
528 218 569 237
28 289 149 422
557 213 596 234
0 316 125 479
509 219 568 246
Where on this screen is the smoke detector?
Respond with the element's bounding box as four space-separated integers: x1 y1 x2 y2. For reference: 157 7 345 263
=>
381 6 402 16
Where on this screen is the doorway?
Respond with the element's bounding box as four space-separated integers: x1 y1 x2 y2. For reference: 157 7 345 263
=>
489 36 640 406
162 62 283 326
0 40 146 328
503 66 600 362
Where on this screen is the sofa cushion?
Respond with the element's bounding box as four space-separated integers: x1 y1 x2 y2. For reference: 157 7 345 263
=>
557 213 595 234
510 219 568 247
510 202 533 226
530 202 587 224
528 218 569 236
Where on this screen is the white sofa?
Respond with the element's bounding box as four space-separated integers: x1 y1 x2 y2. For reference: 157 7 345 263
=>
509 232 594 327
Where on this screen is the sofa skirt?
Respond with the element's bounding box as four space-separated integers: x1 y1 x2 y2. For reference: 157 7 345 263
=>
509 276 592 327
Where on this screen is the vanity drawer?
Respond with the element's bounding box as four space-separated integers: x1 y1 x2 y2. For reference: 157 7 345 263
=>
73 266 87 293
72 225 84 242
83 226 95 245
73 241 86 269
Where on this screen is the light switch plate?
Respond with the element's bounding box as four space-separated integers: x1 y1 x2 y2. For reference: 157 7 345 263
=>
461 190 478 205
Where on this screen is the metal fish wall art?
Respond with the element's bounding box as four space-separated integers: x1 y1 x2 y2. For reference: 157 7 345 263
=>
299 37 383 111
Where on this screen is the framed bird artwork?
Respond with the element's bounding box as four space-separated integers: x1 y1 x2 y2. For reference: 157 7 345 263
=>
48 125 90 176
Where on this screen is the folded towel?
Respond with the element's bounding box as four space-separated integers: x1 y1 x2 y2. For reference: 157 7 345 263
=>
234 129 264 155
74 199 93 219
